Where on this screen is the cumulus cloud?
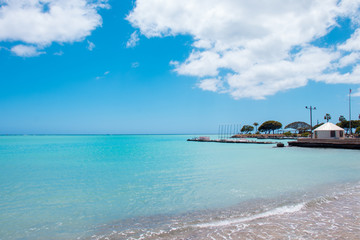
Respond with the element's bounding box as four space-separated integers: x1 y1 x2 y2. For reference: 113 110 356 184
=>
0 0 108 55
338 52 360 67
11 44 44 57
126 31 140 48
197 78 223 92
127 0 360 99
339 28 360 51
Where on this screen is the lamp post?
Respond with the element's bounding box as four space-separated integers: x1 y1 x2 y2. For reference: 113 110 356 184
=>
349 89 352 135
305 106 316 138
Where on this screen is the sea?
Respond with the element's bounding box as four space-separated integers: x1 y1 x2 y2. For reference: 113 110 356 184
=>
0 135 359 240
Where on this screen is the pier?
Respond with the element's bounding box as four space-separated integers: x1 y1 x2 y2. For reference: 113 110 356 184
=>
187 137 276 144
288 138 360 150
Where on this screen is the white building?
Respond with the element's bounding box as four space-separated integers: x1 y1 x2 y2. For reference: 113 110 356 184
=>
314 122 345 139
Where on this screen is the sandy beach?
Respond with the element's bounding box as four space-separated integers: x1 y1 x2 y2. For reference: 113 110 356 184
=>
91 182 360 240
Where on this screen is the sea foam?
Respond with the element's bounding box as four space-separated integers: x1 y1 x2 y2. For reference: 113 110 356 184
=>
196 203 305 228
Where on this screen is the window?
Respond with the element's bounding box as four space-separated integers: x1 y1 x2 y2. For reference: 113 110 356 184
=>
330 131 335 137
340 131 343 137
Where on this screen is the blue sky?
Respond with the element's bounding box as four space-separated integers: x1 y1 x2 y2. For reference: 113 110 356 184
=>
0 0 360 134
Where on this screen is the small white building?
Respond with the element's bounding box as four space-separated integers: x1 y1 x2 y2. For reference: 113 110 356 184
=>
314 122 345 139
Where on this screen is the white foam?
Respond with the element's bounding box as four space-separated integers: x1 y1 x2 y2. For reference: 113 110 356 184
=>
196 203 305 228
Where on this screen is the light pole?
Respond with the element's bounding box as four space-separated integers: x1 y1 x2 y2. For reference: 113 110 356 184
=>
305 106 316 138
349 89 352 135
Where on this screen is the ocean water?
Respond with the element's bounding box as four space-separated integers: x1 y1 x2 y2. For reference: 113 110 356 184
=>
0 135 359 239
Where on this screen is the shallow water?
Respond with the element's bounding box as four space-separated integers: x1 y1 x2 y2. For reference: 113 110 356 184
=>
85 181 360 240
0 135 359 239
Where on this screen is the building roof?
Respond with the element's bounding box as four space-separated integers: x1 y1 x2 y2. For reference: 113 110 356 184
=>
314 122 344 131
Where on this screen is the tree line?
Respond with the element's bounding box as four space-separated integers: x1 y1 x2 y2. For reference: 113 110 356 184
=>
241 120 283 134
239 113 360 135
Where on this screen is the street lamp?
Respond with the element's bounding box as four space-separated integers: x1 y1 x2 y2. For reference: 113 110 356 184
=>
305 106 316 138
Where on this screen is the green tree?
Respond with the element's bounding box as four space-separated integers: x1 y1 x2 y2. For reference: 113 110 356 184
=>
339 115 346 122
258 120 282 134
337 116 348 133
324 113 331 122
337 120 349 133
253 122 259 132
285 121 311 133
336 120 360 133
283 131 292 137
353 120 360 128
356 126 360 134
241 125 254 134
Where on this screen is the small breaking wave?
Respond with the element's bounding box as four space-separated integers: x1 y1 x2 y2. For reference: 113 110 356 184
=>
196 203 305 228
88 182 360 239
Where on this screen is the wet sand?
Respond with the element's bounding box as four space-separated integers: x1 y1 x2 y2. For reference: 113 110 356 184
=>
91 182 360 240
195 189 360 239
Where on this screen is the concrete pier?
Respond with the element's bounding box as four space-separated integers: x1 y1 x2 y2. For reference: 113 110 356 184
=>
187 138 276 144
288 138 360 150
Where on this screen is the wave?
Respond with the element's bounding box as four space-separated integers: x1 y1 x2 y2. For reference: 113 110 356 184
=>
195 202 306 228
87 182 360 239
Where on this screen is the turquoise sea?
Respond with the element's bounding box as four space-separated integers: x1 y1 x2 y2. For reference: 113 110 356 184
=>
0 135 360 239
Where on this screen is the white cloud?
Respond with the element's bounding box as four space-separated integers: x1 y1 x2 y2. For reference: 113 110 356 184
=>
87 40 95 51
315 65 360 84
127 0 360 99
174 50 221 77
198 78 223 92
338 52 360 67
0 0 108 55
11 44 44 57
126 31 140 48
339 28 360 51
352 88 360 97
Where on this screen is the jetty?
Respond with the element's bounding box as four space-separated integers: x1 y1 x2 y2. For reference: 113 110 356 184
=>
187 137 276 145
288 138 360 150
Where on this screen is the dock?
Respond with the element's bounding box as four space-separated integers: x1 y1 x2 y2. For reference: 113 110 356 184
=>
187 138 276 144
288 138 360 150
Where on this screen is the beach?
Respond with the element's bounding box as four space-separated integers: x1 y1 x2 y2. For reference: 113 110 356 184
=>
1 135 359 240
88 181 360 239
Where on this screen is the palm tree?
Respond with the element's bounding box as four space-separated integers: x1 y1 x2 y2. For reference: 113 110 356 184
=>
324 113 331 122
253 122 259 133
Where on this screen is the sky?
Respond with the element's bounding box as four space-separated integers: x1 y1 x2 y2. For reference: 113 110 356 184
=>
0 0 360 134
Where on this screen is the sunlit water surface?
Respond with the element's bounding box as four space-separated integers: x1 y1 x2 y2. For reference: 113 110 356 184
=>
0 135 359 239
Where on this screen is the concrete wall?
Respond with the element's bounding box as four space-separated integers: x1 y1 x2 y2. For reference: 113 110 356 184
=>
314 130 344 139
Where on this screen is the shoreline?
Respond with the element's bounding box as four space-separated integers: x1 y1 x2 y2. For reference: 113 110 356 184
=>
89 181 360 240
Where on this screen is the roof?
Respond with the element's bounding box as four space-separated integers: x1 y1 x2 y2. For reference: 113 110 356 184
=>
314 122 344 131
